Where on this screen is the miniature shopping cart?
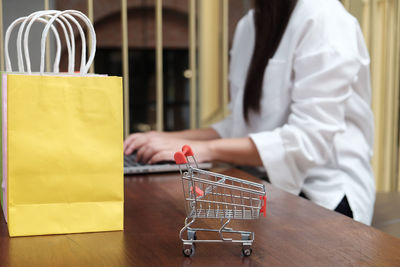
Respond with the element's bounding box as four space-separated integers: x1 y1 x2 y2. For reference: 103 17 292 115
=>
174 145 267 257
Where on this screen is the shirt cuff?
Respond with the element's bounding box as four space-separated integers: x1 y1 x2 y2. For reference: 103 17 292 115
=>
249 129 301 195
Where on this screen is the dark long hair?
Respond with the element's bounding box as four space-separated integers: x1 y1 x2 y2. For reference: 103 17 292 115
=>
243 0 298 122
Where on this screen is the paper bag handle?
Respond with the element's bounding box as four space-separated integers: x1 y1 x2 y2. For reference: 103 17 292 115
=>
58 15 76 73
40 10 96 75
5 14 62 72
15 10 59 72
5 10 92 74
61 13 88 74
24 12 75 74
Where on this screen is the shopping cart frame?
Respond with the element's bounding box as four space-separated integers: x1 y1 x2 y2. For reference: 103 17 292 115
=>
174 145 267 257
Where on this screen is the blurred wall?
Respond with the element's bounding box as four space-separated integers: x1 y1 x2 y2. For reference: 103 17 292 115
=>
3 0 55 72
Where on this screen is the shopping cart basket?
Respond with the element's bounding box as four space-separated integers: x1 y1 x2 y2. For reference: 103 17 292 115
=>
174 145 267 257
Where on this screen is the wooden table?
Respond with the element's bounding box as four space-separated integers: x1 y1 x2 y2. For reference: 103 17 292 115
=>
1 169 400 266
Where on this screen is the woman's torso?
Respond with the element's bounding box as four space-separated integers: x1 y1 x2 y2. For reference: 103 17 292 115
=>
226 0 375 224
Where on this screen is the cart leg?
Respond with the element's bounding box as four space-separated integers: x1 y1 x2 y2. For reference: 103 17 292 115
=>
241 232 253 256
218 219 233 241
187 229 197 240
182 230 197 257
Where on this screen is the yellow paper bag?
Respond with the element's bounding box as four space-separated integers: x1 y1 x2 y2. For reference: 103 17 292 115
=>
7 74 123 237
3 10 124 236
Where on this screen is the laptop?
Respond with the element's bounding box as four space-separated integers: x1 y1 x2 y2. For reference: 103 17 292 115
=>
124 152 212 174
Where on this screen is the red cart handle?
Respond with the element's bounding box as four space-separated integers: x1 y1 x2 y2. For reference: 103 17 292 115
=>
174 151 187 164
182 145 194 157
174 145 194 164
260 195 267 217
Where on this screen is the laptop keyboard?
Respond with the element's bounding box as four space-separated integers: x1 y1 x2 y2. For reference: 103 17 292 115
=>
124 152 210 174
124 153 175 167
124 153 143 167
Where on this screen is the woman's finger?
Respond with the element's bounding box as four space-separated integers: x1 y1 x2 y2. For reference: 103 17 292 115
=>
136 143 152 163
123 134 138 152
149 150 173 164
124 134 150 155
141 139 166 163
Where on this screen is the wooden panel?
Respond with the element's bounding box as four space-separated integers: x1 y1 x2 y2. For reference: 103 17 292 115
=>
221 0 229 118
189 0 197 129
199 0 223 127
121 0 130 137
87 0 94 74
155 0 164 131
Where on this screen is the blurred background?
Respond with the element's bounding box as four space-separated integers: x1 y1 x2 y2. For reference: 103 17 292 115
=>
0 0 399 235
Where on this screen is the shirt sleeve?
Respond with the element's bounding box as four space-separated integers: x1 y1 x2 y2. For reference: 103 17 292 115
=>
250 48 360 194
211 110 233 138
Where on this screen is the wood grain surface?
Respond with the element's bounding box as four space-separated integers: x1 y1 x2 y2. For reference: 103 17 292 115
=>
1 168 400 266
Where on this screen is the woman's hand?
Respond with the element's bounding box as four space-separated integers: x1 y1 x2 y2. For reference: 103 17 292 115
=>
123 131 212 164
123 130 262 167
124 131 165 156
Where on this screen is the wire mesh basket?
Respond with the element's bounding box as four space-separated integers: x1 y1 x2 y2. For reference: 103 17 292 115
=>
174 145 267 257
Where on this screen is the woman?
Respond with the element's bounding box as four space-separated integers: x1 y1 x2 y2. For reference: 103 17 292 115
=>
124 0 375 225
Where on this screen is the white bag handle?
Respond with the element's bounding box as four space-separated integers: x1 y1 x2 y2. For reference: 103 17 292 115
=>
24 13 74 73
16 10 57 72
4 14 62 72
5 16 28 71
58 15 76 73
41 10 96 75
60 13 87 74
23 11 79 73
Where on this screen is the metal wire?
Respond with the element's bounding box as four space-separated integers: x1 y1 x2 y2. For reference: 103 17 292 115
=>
181 166 265 220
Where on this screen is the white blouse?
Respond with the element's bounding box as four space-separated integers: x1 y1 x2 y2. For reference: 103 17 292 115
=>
212 0 375 225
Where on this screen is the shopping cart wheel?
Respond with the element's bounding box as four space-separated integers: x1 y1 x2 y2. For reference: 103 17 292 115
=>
183 230 197 257
183 244 196 257
242 247 252 256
